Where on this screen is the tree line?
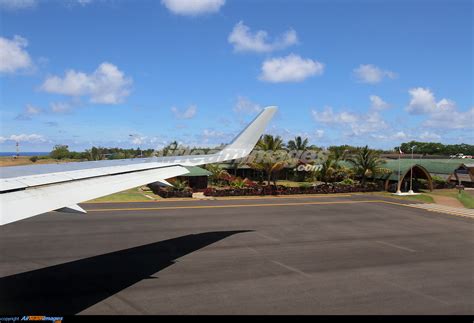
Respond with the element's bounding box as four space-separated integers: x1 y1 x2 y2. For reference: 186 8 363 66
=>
398 141 474 156
44 138 473 163
48 145 156 161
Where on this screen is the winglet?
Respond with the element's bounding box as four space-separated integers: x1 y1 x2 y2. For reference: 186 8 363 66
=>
216 106 278 161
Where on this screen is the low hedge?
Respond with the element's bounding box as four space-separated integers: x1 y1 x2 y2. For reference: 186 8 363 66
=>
147 182 193 198
155 190 193 198
203 183 381 197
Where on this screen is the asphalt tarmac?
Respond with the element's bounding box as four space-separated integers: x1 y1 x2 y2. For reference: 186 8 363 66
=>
0 194 472 314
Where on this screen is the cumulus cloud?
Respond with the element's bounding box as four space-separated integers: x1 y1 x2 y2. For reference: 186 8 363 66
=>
406 87 438 114
228 21 298 53
234 96 262 114
171 105 197 119
312 106 388 136
161 0 225 16
41 62 132 104
406 87 472 129
350 112 388 136
15 104 42 120
423 106 474 129
0 35 33 73
353 64 396 84
0 0 36 10
0 133 45 144
260 54 324 83
369 95 390 111
312 106 358 124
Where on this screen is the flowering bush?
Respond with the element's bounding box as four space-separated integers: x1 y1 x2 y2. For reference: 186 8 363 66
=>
203 182 381 197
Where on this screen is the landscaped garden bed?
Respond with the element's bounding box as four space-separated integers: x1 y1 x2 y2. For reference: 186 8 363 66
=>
203 182 381 197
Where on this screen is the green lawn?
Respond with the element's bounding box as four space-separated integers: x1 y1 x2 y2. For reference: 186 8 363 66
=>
458 191 474 209
426 189 458 199
88 187 158 202
425 188 474 209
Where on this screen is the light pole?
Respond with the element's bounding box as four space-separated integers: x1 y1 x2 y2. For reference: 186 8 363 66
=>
408 145 416 194
396 146 402 194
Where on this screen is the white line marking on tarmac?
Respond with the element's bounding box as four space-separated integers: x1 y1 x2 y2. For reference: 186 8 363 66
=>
270 260 312 278
255 232 280 242
375 240 417 253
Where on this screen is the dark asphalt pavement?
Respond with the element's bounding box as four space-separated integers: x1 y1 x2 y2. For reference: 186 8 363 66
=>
0 195 472 314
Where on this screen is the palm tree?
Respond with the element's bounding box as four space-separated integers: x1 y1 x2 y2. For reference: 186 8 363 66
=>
329 146 349 163
287 136 309 151
347 145 385 184
312 157 336 183
250 134 286 186
287 136 311 181
161 140 178 156
204 164 230 186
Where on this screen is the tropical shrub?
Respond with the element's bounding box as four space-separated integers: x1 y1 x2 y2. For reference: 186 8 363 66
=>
340 178 355 185
203 182 381 197
347 145 385 184
249 134 286 186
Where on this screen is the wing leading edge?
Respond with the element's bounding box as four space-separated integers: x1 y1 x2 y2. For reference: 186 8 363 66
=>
0 106 277 225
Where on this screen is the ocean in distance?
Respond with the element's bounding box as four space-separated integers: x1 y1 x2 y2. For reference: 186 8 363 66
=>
0 152 49 157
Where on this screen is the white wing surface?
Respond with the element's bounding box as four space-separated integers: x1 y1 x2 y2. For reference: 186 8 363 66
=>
0 106 277 226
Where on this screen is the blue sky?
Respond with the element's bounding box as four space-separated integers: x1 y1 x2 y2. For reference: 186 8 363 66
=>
0 0 472 152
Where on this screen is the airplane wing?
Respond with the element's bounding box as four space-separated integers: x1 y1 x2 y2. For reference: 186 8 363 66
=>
0 106 277 226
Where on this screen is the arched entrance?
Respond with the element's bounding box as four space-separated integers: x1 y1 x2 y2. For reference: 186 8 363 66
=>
385 164 433 192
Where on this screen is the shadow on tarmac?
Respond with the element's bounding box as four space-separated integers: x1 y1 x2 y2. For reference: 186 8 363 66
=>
0 230 250 314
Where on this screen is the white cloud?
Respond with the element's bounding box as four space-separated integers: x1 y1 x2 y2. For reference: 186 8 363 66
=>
406 87 457 115
423 106 473 129
260 54 324 83
311 106 358 124
312 107 388 136
406 87 472 129
50 102 73 114
393 131 408 140
0 0 36 10
353 64 396 84
0 35 33 73
15 104 42 120
419 131 441 141
171 105 197 119
371 131 409 142
350 112 388 136
369 95 390 111
406 87 437 114
314 129 324 139
129 134 147 145
0 133 45 144
161 0 225 16
234 96 262 114
228 21 298 53
200 129 233 145
41 62 132 104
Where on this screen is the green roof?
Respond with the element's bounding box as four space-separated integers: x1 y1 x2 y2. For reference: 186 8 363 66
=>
342 158 464 173
182 166 212 177
385 159 465 175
